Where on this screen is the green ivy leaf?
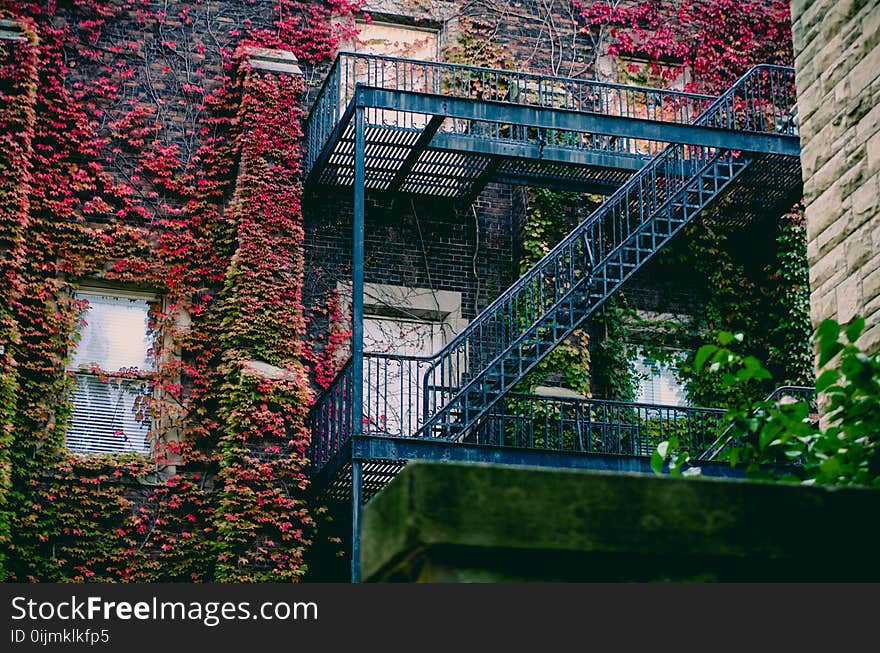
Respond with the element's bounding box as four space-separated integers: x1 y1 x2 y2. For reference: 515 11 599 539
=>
845 317 865 344
650 448 666 474
818 340 844 368
814 368 839 393
819 456 843 480
694 344 717 372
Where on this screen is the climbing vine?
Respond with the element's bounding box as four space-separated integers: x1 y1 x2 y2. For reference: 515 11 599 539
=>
0 0 359 582
516 188 594 395
0 18 38 577
516 188 637 400
581 0 794 94
577 0 811 407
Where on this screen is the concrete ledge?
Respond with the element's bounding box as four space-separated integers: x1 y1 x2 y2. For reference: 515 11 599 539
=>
362 461 880 582
0 19 29 42
245 47 302 75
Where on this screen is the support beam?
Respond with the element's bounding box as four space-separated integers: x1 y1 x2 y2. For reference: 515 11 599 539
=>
350 435 747 479
430 132 648 172
388 115 445 194
350 105 366 584
350 460 363 584
356 88 802 157
491 172 627 196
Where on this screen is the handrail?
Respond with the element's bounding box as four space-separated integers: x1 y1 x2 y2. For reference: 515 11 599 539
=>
425 64 795 369
312 349 729 457
698 385 816 461
304 51 722 173
490 392 728 456
306 358 353 473
304 50 716 126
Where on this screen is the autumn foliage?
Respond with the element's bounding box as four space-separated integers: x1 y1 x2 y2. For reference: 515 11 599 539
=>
582 0 794 93
0 0 358 582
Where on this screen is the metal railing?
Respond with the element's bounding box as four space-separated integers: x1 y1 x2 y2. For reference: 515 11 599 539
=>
307 359 353 474
767 385 816 406
361 353 433 438
481 393 727 457
699 385 817 461
699 66 799 135
304 52 718 174
308 348 728 465
305 64 800 472
307 353 432 472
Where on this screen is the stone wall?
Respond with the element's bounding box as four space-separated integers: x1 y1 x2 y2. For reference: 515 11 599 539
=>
362 462 880 582
302 183 519 326
791 0 880 354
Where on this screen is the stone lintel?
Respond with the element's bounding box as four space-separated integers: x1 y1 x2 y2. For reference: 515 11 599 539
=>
245 47 303 75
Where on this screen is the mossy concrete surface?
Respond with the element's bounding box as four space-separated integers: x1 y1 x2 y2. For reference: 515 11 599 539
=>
362 461 880 582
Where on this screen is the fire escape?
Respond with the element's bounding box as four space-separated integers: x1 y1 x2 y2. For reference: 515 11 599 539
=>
302 53 804 581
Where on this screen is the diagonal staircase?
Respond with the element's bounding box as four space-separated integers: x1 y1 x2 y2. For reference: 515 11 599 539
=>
417 65 799 441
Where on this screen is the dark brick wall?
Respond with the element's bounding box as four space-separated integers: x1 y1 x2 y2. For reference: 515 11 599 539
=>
303 182 520 325
625 260 704 317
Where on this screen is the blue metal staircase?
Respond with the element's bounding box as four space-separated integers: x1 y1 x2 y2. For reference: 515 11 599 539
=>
417 64 800 441
303 60 803 580
306 60 801 468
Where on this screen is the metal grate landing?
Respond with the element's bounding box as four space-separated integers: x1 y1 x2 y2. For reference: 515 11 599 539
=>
715 153 804 224
318 459 407 504
315 123 648 198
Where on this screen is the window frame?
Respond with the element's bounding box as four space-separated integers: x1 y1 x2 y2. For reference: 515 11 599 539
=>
65 285 160 457
629 346 691 408
338 282 467 437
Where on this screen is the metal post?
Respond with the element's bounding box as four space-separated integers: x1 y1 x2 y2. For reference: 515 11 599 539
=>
350 102 365 584
351 459 363 583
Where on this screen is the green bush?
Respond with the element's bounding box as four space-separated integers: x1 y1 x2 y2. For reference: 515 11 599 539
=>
652 317 880 488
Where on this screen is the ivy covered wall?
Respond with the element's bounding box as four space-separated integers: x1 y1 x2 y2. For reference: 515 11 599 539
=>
0 0 814 583
0 0 359 582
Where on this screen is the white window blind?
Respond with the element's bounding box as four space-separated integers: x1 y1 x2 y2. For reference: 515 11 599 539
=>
632 352 690 407
69 292 155 373
67 374 152 455
65 291 155 455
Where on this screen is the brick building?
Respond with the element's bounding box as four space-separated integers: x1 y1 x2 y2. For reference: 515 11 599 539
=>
0 0 807 582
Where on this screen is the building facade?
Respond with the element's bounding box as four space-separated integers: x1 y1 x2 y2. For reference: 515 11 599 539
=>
790 0 880 355
0 0 807 582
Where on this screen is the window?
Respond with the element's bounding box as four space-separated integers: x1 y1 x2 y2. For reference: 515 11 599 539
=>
343 19 441 131
364 315 450 356
616 56 691 92
363 313 455 438
65 289 157 455
350 20 439 60
631 350 690 407
341 283 465 437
